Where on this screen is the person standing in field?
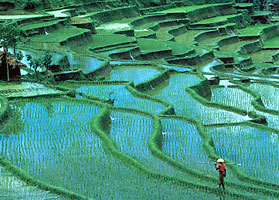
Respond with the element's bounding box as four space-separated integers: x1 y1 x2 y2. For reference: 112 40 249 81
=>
215 158 226 190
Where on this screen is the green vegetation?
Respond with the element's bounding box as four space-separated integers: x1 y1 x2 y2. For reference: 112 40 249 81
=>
158 3 229 13
28 26 90 43
2 1 279 199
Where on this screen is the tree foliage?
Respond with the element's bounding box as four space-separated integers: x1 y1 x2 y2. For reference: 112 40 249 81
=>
0 22 20 53
0 22 21 81
23 0 41 10
26 51 53 81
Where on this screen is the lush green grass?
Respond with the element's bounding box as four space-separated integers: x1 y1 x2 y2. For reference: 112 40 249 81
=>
155 25 177 41
198 34 233 48
19 19 63 31
237 24 275 37
219 39 256 52
263 37 279 48
165 41 194 56
138 38 170 53
248 50 279 63
158 3 229 13
175 29 205 45
91 34 136 49
29 26 90 43
192 14 241 25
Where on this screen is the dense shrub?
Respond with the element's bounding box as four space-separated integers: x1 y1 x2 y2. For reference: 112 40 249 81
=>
23 0 40 10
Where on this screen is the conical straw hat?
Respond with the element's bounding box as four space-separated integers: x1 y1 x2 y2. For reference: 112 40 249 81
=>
217 158 224 163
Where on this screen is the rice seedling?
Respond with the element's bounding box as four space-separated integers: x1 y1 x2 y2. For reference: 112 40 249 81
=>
155 25 177 41
206 125 279 184
255 110 279 129
161 118 215 174
219 40 256 53
146 73 248 124
0 82 61 98
109 111 192 180
174 29 204 45
0 97 226 199
0 166 65 199
210 87 254 111
249 83 279 111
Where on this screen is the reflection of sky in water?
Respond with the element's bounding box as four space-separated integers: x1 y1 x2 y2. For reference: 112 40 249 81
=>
11 49 104 73
65 52 104 73
77 85 166 114
201 60 221 73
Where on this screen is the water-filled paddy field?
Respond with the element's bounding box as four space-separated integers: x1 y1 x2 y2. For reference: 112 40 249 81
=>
3 1 279 199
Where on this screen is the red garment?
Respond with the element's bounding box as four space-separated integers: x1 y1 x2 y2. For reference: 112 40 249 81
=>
217 163 226 172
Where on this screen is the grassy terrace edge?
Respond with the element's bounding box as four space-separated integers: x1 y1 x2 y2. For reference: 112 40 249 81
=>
92 105 260 199
185 81 279 191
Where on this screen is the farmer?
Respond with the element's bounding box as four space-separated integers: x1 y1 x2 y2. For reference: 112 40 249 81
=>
215 158 226 190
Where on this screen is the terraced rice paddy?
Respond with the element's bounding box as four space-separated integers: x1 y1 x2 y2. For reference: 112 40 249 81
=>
109 65 161 84
191 14 242 26
219 39 255 53
0 82 62 98
206 125 279 184
155 25 177 41
161 118 214 173
174 29 204 45
76 84 166 114
248 83 279 110
198 34 233 48
210 86 254 111
0 166 64 200
248 50 279 63
3 1 279 199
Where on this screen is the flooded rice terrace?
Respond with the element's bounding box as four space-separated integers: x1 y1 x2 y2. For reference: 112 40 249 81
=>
1 0 279 199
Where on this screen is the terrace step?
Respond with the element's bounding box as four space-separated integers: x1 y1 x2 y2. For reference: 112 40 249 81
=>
89 34 137 53
189 13 246 29
20 18 68 37
28 26 93 47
